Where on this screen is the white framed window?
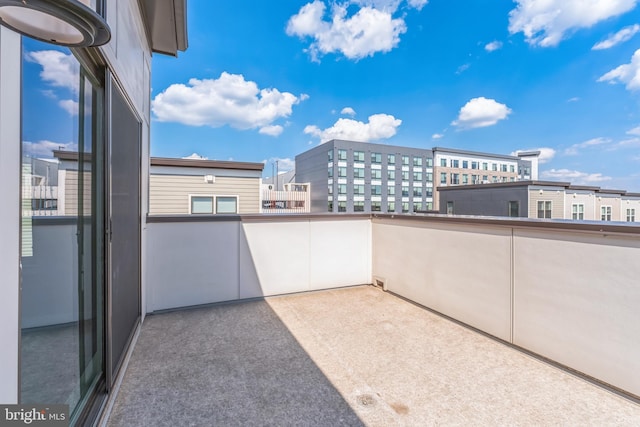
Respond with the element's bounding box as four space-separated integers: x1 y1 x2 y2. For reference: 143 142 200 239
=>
537 200 552 219
216 196 238 214
190 195 214 214
627 208 636 222
601 206 612 221
572 204 584 220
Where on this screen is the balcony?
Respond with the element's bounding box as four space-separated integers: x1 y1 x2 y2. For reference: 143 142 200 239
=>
89 213 640 424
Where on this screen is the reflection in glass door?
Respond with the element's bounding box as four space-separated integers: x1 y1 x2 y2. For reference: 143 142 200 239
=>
20 38 104 424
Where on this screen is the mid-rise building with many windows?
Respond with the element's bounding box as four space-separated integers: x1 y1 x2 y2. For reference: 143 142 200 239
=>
295 140 539 214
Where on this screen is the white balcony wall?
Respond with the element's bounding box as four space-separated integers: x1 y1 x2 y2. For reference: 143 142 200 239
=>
513 228 640 397
146 218 371 311
372 218 513 341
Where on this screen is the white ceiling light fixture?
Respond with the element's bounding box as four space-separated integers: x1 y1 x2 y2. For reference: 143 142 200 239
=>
0 0 110 47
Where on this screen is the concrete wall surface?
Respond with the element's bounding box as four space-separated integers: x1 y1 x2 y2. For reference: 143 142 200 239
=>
145 218 372 312
371 216 640 398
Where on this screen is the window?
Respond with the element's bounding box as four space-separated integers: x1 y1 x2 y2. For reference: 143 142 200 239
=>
501 164 508 172
328 150 333 162
354 201 365 212
413 157 422 167
440 172 447 184
328 167 333 178
510 165 515 173
482 175 488 182
425 188 433 197
425 172 433 182
450 173 460 184
524 167 531 176
425 158 433 167
572 204 584 220
413 202 424 212
462 160 468 169
413 187 422 197
537 201 552 219
388 186 396 196
371 152 382 164
216 196 238 214
471 161 479 169
354 168 365 179
402 186 409 197
413 171 422 181
601 206 612 221
440 158 447 167
451 159 459 168
401 171 410 181
371 185 382 196
354 150 365 162
462 174 468 185
482 162 488 170
338 184 347 194
371 201 381 212
338 166 347 177
387 170 396 180
354 185 365 195
402 155 409 165
328 201 333 212
338 149 347 160
627 208 636 222
402 202 409 213
471 174 478 184
372 169 382 179
388 201 396 212
446 201 454 214
388 154 396 164
492 176 498 183
328 185 333 195
508 201 519 217
338 201 347 212
191 196 213 214
425 202 433 211
492 163 498 171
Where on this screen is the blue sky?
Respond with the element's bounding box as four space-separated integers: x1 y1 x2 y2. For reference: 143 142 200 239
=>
24 0 640 191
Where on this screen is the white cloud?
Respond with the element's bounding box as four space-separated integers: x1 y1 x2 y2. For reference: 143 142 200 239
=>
567 97 580 102
286 1 409 60
452 97 512 130
58 99 78 116
151 72 305 130
182 153 208 160
508 0 638 47
25 50 79 93
351 0 428 11
264 157 295 172
304 113 402 142
592 24 640 50
431 133 444 139
564 137 612 155
455 63 470 74
614 137 640 149
23 140 77 158
512 147 556 164
484 41 503 52
541 168 612 184
598 48 640 91
259 125 284 137
627 125 640 136
341 107 356 116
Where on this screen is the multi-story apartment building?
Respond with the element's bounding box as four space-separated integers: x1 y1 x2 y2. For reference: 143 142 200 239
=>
295 140 539 214
438 181 640 222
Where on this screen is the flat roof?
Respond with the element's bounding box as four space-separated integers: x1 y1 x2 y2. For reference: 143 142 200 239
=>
432 146 526 161
151 157 264 171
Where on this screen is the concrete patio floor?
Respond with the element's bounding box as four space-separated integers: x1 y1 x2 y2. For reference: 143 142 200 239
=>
107 285 640 426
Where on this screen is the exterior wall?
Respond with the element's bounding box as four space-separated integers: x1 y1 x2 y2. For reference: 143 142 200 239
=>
0 26 21 404
564 191 596 220
622 197 640 222
595 193 622 221
439 186 529 217
149 174 261 214
372 215 640 398
528 187 565 219
145 217 372 311
296 140 435 214
62 170 93 216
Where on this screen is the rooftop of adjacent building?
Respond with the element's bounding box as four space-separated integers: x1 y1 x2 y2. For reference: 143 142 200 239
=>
438 179 640 197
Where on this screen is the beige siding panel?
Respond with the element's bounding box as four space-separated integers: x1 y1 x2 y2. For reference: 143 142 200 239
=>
565 193 596 220
149 174 260 214
64 170 92 216
528 189 564 219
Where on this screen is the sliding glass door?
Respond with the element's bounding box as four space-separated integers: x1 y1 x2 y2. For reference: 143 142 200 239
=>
20 38 105 424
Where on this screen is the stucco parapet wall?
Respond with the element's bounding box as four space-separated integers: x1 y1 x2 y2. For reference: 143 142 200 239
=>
150 157 264 171
371 213 640 236
146 213 372 223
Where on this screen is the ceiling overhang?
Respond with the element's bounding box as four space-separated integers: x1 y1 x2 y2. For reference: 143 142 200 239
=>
140 0 187 57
